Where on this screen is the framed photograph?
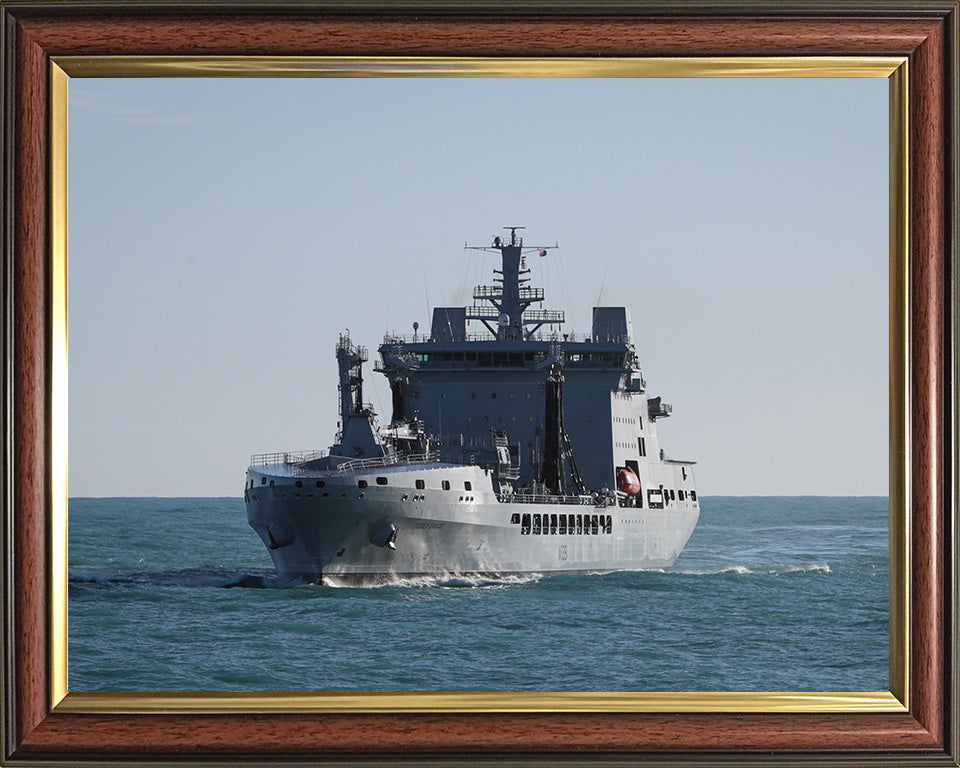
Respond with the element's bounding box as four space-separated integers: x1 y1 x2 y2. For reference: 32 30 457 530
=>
2 2 956 765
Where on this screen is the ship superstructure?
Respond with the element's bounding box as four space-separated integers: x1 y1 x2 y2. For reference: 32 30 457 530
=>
245 228 699 584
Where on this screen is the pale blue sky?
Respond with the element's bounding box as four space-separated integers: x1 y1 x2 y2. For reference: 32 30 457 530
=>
68 77 888 496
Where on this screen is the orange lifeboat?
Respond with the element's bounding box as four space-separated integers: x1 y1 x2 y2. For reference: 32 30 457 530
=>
616 467 641 495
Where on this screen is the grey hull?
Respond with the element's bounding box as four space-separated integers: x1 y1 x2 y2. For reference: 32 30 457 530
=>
246 468 700 585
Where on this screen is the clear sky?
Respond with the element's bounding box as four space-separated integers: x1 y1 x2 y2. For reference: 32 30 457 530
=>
67 76 888 497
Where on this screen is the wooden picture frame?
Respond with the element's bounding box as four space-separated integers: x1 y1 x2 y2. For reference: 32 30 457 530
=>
2 2 956 765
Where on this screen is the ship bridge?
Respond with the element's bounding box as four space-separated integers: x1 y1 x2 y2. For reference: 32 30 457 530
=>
375 229 663 491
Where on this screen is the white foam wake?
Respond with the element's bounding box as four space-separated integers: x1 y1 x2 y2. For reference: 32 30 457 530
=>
670 562 832 576
323 572 544 589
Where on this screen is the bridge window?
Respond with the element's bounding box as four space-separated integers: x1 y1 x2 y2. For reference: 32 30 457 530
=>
691 490 698 501
576 514 583 534
533 514 541 535
510 513 520 524
464 481 472 491
261 477 266 485
568 514 576 534
550 514 557 534
442 480 451 490
591 515 599 535
558 515 567 534
521 513 531 534
415 479 425 489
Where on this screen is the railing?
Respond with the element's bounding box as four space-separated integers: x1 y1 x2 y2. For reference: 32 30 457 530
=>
522 309 565 323
498 493 595 505
382 331 613 345
472 286 544 301
333 451 440 474
464 306 565 325
464 305 501 320
249 450 326 467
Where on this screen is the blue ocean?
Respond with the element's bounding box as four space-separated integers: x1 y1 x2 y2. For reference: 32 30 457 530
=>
68 496 888 692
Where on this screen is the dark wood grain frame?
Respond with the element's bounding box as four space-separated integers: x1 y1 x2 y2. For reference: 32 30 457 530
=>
1 2 957 765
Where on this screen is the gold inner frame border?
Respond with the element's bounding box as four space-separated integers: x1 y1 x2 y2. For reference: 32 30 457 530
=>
48 54 909 715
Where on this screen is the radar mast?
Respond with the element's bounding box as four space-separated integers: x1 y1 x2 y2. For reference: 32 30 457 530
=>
465 227 564 340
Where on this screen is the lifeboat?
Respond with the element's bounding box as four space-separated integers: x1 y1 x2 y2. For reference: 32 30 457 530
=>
616 467 641 495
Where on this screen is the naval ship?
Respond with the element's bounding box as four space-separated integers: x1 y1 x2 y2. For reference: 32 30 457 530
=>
245 228 700 585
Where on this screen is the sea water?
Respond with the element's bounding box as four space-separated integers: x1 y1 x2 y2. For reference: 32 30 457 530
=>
68 496 888 692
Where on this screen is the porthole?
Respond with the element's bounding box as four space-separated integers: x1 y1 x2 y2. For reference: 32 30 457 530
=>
261 477 267 485
358 480 368 488
316 480 324 488
269 480 275 487
376 477 388 485
295 480 303 488
416 479 425 490
464 481 472 491
442 480 451 490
